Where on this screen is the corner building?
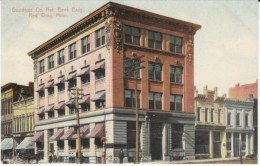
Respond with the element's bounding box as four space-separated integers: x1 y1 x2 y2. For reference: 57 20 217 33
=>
28 2 200 163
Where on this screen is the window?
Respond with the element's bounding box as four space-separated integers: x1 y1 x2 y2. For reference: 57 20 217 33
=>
127 121 140 149
170 66 183 83
124 58 140 78
242 133 246 151
172 124 183 149
57 49 64 65
48 87 54 96
125 25 140 45
57 140 64 150
148 62 162 81
48 54 54 70
95 70 105 80
148 31 162 49
69 140 76 150
94 138 103 148
39 91 45 98
70 106 76 114
58 83 65 92
81 103 90 112
81 139 90 149
149 92 162 110
176 96 182 112
39 60 45 74
218 109 221 123
211 109 214 122
81 74 90 84
245 113 249 127
68 79 77 90
124 90 140 108
48 111 54 119
39 113 45 120
95 28 105 47
236 113 240 126
227 112 231 125
170 94 182 112
95 100 105 109
69 43 77 60
170 35 182 53
58 109 65 117
81 36 90 54
205 108 208 122
197 107 201 121
226 133 231 151
36 142 44 150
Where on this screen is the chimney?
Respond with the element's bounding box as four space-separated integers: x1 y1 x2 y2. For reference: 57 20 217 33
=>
203 85 208 97
214 87 218 100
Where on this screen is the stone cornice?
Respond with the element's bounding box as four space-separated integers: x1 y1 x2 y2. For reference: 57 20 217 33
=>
225 98 254 107
28 2 201 60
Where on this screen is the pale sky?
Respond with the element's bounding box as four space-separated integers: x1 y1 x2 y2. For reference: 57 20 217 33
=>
1 0 258 96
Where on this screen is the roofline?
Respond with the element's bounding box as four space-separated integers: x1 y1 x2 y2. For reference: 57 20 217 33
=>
28 1 201 58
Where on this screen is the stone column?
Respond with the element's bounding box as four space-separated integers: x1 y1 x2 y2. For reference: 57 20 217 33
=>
209 130 213 158
250 133 254 155
231 132 234 157
89 123 96 163
44 129 49 162
64 127 69 162
162 123 170 161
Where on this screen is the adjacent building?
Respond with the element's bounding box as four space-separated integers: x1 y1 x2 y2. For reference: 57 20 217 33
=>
194 86 226 159
1 82 34 160
28 2 200 163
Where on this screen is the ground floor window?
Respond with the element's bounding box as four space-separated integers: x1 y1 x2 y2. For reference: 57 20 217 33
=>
94 138 102 148
69 140 76 150
127 121 141 149
57 140 64 150
195 130 209 155
172 124 183 149
81 139 90 149
36 142 44 150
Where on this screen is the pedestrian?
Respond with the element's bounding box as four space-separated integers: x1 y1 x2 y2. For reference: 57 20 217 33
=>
48 151 53 163
119 149 124 164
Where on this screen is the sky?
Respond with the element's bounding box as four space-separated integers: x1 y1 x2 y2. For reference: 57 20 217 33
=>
1 0 258 96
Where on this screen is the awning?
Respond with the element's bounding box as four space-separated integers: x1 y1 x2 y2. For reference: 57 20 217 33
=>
45 80 54 89
54 76 65 85
54 101 65 110
65 72 77 81
31 131 44 142
16 137 34 150
36 84 45 92
72 126 90 139
45 104 54 112
66 99 76 107
85 123 105 138
50 129 64 141
78 67 90 77
1 138 13 150
91 91 105 101
91 60 105 71
60 128 75 140
36 107 45 115
79 95 90 104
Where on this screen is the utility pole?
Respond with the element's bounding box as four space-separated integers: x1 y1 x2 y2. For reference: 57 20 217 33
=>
124 52 145 164
70 88 83 164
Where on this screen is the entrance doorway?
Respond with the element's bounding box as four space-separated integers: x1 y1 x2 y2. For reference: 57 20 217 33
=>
213 132 221 158
150 123 163 160
233 133 240 157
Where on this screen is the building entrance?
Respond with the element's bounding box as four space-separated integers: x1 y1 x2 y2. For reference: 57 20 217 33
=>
213 132 221 158
150 123 163 160
233 133 240 157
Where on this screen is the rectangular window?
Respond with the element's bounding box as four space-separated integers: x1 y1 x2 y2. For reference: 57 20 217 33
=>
205 108 208 122
39 60 45 74
175 95 182 112
125 25 140 45
69 140 76 150
58 83 65 92
148 31 162 49
197 107 200 121
245 113 249 127
58 109 65 117
81 36 90 54
95 70 105 80
227 112 231 126
95 28 105 47
170 66 183 83
81 139 90 149
242 133 246 151
149 92 162 110
48 111 54 119
226 133 231 151
69 43 77 60
57 49 64 65
81 74 90 84
170 35 183 53
236 113 240 126
172 124 183 149
81 103 90 112
148 62 162 81
127 121 141 149
211 109 214 122
218 109 221 123
48 54 54 70
170 95 175 111
124 58 140 78
39 113 45 120
95 100 106 109
124 90 140 108
48 87 54 96
68 79 77 90
70 107 76 114
57 140 64 150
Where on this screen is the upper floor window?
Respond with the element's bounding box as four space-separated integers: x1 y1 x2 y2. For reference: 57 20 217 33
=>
39 60 45 74
69 43 77 60
124 90 140 108
245 113 249 127
205 108 208 122
170 66 183 83
95 28 105 47
39 91 45 98
124 58 140 78
81 36 90 54
218 109 221 123
236 112 241 126
125 25 140 45
148 31 162 49
92 60 105 80
148 62 162 81
211 109 214 122
58 49 64 65
170 35 182 53
227 112 231 125
170 94 182 112
48 54 54 70
197 107 201 121
149 92 162 110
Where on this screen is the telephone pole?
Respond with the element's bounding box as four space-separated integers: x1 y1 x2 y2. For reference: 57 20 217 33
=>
70 88 83 164
124 52 145 164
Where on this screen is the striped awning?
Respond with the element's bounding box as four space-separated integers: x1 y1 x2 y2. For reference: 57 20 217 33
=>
79 95 90 104
31 131 44 142
78 67 90 77
36 107 45 115
54 76 65 85
16 137 34 150
85 123 105 138
91 91 105 101
72 126 90 139
60 127 75 140
65 72 77 81
45 80 54 89
1 138 13 150
92 60 105 71
50 129 64 141
66 99 76 107
45 104 54 112
54 101 65 110
36 84 45 92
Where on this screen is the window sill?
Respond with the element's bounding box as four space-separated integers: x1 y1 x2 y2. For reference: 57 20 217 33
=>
58 91 65 94
149 80 163 84
95 78 105 82
82 82 90 86
170 82 184 86
125 76 141 80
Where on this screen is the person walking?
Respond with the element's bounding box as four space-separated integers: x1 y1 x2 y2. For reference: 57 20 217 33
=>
119 149 124 164
48 151 53 163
